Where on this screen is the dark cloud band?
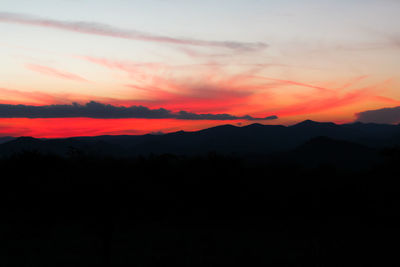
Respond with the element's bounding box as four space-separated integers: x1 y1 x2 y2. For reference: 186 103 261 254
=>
0 101 277 121
355 106 400 124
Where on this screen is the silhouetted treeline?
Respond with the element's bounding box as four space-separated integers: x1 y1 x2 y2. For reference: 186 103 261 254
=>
2 151 400 266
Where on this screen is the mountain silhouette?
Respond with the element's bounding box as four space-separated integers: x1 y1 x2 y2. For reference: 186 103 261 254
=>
2 120 400 265
1 120 400 159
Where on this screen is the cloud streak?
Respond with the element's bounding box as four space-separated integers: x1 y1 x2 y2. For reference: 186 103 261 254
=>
26 64 88 82
0 87 71 105
0 12 267 52
79 56 266 113
0 101 277 121
356 106 400 124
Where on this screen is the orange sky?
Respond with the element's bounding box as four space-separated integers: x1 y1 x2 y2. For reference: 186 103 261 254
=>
0 1 399 137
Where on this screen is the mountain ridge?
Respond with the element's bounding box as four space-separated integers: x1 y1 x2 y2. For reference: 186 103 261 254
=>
1 120 399 159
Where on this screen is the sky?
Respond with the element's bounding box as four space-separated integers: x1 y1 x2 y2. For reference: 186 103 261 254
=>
0 0 399 137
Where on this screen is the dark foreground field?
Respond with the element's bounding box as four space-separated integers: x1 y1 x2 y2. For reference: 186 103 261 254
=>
1 151 400 266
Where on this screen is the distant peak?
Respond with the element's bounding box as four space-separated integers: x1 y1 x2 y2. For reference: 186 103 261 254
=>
293 120 337 127
205 124 238 130
216 124 238 128
244 123 264 128
298 119 318 125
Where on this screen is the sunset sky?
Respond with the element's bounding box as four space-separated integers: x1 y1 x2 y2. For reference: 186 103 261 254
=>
1 0 400 137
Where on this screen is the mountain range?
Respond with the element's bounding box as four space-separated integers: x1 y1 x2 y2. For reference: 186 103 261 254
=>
1 120 399 167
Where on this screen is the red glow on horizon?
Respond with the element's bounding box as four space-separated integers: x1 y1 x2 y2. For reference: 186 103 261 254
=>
0 118 248 138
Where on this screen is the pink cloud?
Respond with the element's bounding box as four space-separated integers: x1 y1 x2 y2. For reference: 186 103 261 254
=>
80 56 397 118
0 87 115 106
79 56 269 113
0 87 67 105
26 64 88 82
268 79 396 117
272 89 371 117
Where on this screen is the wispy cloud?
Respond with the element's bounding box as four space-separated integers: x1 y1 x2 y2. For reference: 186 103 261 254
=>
26 64 88 82
0 101 277 120
80 56 397 118
79 56 269 113
0 87 70 105
249 76 333 92
266 79 396 117
272 88 371 117
0 11 268 52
